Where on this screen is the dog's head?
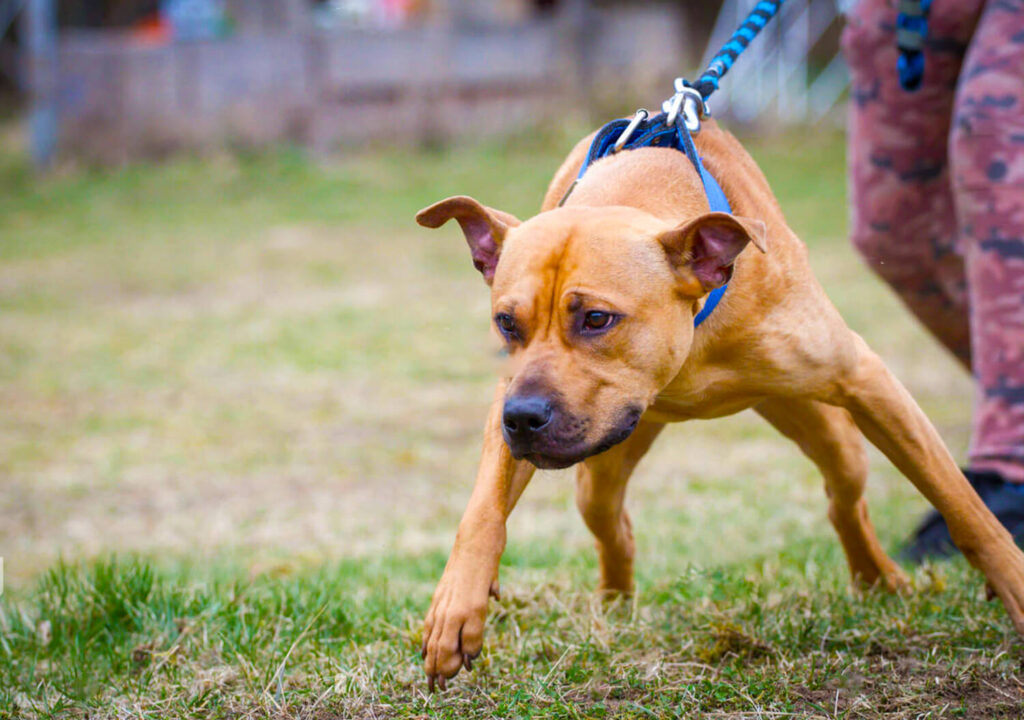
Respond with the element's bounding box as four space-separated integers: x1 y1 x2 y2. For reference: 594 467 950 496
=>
416 196 766 468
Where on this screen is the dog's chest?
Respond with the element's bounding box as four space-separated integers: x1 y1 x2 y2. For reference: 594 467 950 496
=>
646 367 764 422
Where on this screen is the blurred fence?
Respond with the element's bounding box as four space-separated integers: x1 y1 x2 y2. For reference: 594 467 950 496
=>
14 2 692 163
6 0 855 165
703 0 850 125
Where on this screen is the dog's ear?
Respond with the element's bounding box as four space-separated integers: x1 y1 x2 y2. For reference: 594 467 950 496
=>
416 196 521 285
658 212 768 293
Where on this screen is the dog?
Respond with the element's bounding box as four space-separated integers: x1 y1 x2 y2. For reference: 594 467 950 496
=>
414 119 1024 690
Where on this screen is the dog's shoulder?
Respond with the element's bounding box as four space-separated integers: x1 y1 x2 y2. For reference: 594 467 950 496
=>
694 122 785 225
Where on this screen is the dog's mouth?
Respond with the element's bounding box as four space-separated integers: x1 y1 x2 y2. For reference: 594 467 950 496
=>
521 452 581 471
512 406 643 469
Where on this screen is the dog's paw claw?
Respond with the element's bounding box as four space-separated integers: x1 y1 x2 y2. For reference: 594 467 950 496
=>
421 565 492 688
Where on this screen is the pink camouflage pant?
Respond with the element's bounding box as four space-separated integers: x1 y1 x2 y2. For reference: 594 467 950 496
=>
843 0 1024 482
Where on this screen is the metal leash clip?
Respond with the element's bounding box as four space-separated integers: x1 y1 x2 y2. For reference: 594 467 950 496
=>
663 78 710 134
613 109 648 152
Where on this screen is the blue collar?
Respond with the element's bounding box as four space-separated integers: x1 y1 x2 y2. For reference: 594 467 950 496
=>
573 112 731 327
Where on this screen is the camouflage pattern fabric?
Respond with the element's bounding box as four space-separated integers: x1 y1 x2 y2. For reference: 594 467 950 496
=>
843 0 1024 482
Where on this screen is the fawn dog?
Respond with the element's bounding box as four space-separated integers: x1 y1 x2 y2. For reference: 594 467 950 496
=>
414 121 1024 690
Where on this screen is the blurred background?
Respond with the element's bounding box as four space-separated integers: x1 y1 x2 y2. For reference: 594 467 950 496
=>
1 0 852 164
0 0 967 592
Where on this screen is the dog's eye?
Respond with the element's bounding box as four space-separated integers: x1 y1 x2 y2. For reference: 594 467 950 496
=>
582 310 616 333
495 313 517 337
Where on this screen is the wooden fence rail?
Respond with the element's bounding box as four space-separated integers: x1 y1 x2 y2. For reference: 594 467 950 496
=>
37 5 687 162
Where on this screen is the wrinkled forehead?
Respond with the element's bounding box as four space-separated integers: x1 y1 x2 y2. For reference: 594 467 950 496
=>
493 207 672 297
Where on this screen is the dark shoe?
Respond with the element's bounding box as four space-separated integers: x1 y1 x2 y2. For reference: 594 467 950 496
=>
899 469 1024 565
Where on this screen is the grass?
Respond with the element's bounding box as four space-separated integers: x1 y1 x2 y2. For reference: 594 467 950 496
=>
3 555 1022 718
1 120 1020 717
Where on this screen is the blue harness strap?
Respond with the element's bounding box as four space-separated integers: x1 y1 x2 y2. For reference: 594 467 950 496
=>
565 0 790 326
574 112 731 328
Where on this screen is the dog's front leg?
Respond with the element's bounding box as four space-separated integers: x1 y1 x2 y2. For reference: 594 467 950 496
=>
576 421 664 594
830 333 1024 633
422 381 535 690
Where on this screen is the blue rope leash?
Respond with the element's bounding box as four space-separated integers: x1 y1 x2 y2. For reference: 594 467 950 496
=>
896 0 931 91
692 0 926 96
689 0 786 101
570 2 789 327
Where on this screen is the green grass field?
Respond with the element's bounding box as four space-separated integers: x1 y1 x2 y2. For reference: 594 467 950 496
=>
1 121 1021 718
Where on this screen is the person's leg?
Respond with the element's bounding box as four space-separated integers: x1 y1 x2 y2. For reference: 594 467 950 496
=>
842 0 985 368
901 0 1024 563
842 0 1020 563
950 0 1024 485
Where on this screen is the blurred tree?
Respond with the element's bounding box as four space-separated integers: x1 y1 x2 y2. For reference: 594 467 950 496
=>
0 11 17 107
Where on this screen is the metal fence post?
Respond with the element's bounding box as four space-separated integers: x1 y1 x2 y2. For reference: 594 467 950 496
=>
21 0 57 168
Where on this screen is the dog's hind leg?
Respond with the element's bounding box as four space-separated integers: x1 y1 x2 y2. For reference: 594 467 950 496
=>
575 421 664 594
756 397 909 591
826 333 1024 633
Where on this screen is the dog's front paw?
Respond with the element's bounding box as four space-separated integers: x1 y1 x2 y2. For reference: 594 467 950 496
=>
421 567 498 691
973 542 1024 636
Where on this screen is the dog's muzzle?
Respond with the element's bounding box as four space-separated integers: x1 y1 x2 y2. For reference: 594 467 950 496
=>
501 395 642 469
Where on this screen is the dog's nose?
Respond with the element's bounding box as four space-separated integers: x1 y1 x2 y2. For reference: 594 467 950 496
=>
502 395 553 440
